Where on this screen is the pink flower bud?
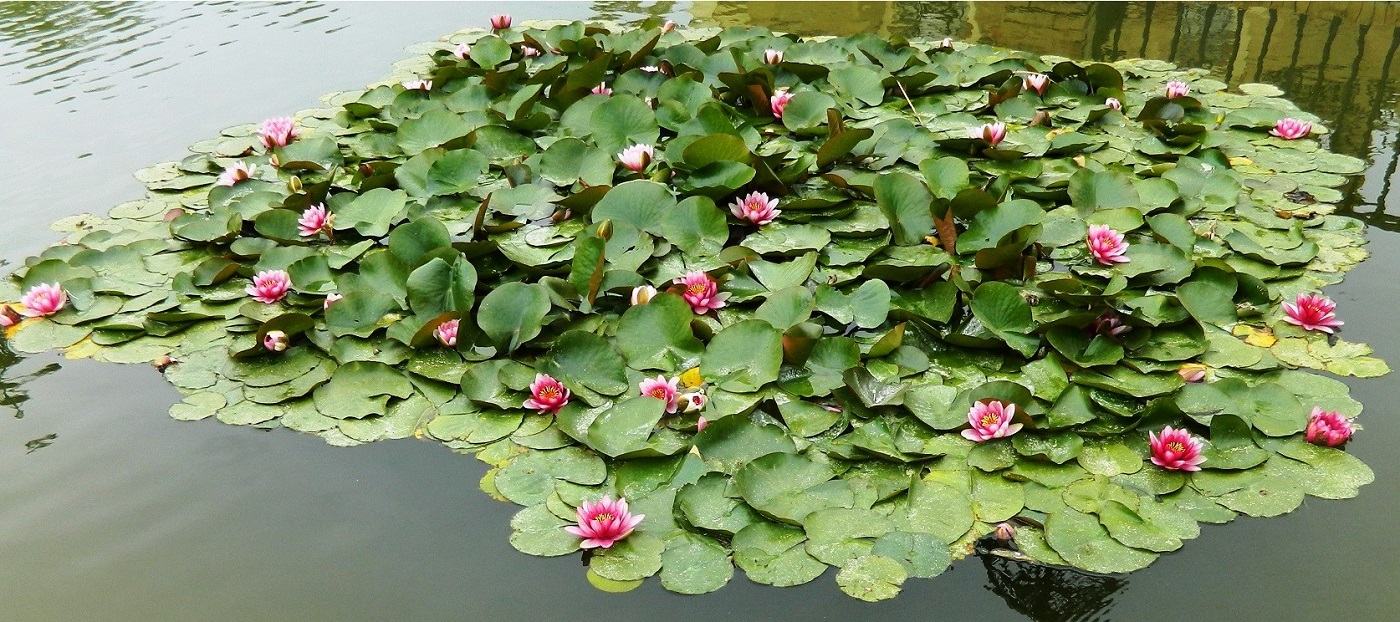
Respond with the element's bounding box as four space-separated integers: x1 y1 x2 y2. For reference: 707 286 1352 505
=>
435 318 459 347
258 117 298 149
1022 73 1049 96
263 330 288 352
994 522 1016 541
630 285 657 306
969 122 1006 146
490 14 512 30
680 391 707 413
323 293 343 309
764 49 783 64
452 43 470 60
216 161 256 187
770 88 794 119
592 83 612 96
1165 80 1190 99
1105 97 1122 111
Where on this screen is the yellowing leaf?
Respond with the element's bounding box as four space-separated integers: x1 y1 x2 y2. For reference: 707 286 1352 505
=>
1233 325 1277 348
680 366 704 388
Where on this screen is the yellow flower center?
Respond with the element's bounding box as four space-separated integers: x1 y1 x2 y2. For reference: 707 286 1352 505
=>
593 512 614 523
649 388 669 399
1168 441 1185 453
686 283 707 296
539 386 560 400
980 413 1001 427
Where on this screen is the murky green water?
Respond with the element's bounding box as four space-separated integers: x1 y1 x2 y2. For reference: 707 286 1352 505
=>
2 2 1398 620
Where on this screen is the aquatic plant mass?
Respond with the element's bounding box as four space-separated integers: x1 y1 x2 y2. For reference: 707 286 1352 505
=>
0 19 1388 601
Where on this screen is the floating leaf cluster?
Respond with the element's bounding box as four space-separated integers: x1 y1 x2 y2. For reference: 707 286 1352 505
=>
1 21 1387 600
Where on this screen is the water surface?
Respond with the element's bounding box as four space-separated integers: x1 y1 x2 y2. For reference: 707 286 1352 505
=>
2 3 1398 620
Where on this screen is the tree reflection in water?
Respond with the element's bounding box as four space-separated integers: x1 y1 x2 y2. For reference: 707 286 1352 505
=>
982 552 1126 622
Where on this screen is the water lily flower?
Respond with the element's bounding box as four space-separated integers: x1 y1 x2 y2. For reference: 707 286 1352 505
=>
1022 73 1049 95
152 355 178 372
263 330 288 352
640 65 661 73
1165 80 1190 98
298 203 334 238
662 20 677 32
936 37 954 49
490 14 512 30
452 43 470 60
592 82 612 96
1177 363 1208 383
764 49 783 64
1282 292 1343 334
258 117 298 149
962 400 1022 442
521 46 540 58
969 122 1006 146
323 293 343 309
1271 118 1312 140
630 285 657 306
1306 407 1356 447
673 270 729 314
770 88 794 119
434 319 459 347
1090 310 1131 337
1087 224 1130 265
216 161 255 187
0 305 21 327
19 283 65 317
994 522 1016 542
524 373 571 415
1105 97 1123 111
564 495 644 549
680 391 707 413
1149 425 1206 471
697 416 709 432
640 374 681 413
246 270 290 304
618 144 654 172
402 79 432 91
729 191 781 226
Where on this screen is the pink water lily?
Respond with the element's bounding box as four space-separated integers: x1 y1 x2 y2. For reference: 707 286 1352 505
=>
1271 118 1312 140
1306 407 1356 447
216 161 255 187
1282 292 1343 333
962 400 1022 442
994 522 1016 542
729 191 781 226
323 293 343 309
1177 363 1208 383
452 43 470 60
521 46 540 58
1090 310 1131 337
592 82 612 96
263 330 288 352
490 14 512 30
434 319 459 347
764 49 783 64
246 270 290 304
524 373 571 415
770 88 794 119
662 20 677 33
258 117 298 149
1087 224 1130 265
1165 80 1190 99
1105 97 1123 111
618 144 654 172
1022 73 1049 95
1149 425 1206 471
970 122 1006 146
936 37 953 49
696 416 709 432
0 305 20 327
630 285 657 306
564 495 644 549
19 283 66 318
640 374 681 413
298 203 334 238
673 270 729 314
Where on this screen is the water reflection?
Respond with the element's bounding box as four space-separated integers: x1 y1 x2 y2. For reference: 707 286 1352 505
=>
0 339 59 422
982 554 1125 622
690 1 1400 231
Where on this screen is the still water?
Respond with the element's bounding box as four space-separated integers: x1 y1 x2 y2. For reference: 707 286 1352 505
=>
1 2 1397 620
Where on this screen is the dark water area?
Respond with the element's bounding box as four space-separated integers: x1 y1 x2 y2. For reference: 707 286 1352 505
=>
1 3 1398 620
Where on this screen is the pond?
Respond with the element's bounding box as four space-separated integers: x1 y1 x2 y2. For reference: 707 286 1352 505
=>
1 2 1398 620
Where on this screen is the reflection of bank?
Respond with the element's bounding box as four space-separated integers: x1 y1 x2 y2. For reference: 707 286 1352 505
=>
982 552 1126 622
0 333 60 422
686 1 1400 228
